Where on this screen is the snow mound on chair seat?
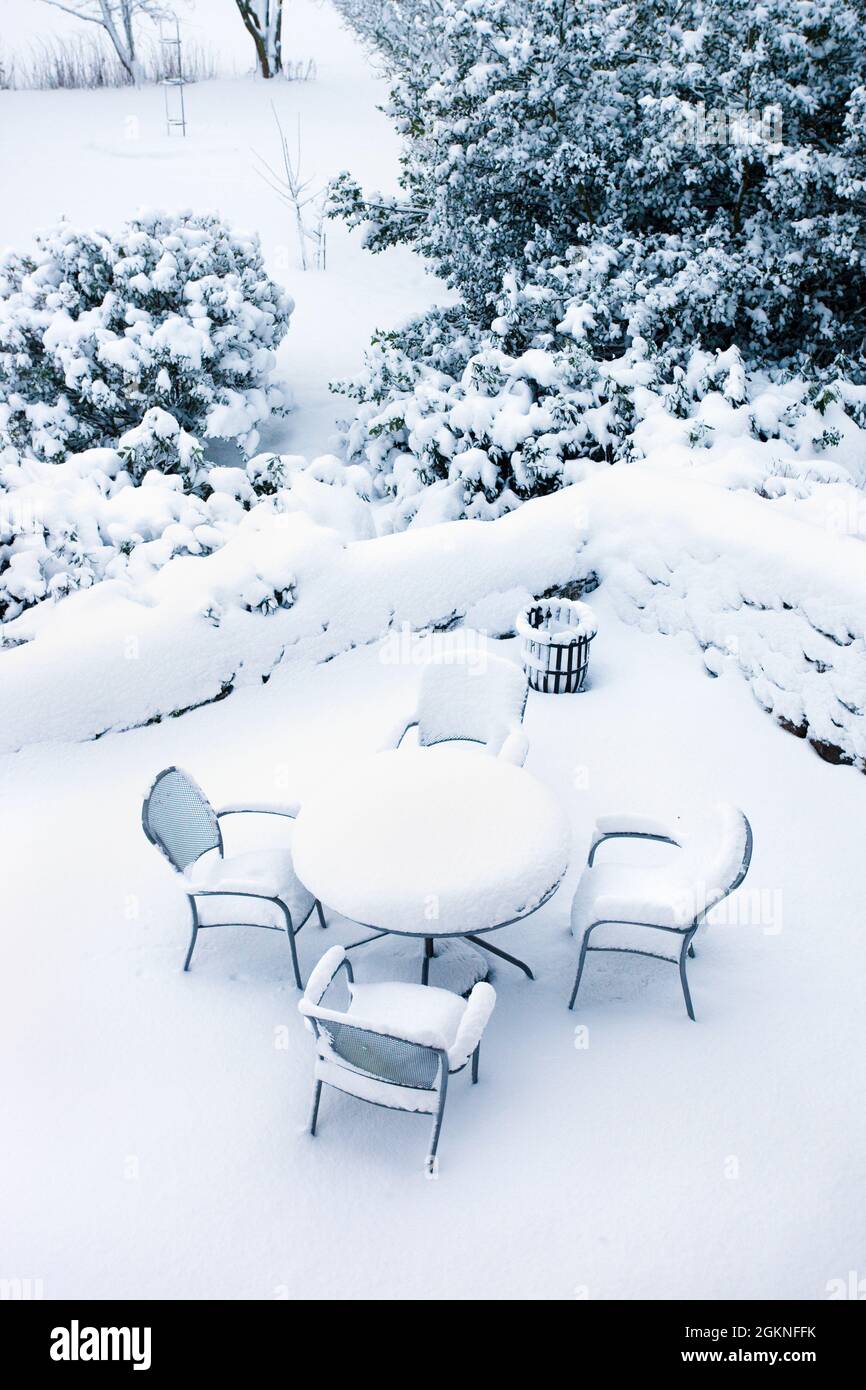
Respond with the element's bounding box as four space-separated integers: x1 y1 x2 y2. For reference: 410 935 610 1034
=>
184 846 314 926
572 803 748 941
348 981 467 1047
572 862 701 939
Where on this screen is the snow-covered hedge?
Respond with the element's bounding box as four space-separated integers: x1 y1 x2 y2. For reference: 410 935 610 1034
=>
0 208 299 625
0 434 371 624
331 0 445 71
338 322 866 528
0 210 293 466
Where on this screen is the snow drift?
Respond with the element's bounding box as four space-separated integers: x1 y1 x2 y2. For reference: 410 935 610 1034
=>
2 465 865 769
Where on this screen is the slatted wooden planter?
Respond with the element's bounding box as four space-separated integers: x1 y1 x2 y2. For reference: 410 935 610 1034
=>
517 598 598 694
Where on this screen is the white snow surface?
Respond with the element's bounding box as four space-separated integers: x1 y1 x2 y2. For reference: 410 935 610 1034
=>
2 612 865 1298
1 0 865 1304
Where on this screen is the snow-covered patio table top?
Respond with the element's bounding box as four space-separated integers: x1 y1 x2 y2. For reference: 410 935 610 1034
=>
292 746 571 940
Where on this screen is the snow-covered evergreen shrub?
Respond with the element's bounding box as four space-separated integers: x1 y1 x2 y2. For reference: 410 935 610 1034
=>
0 433 383 625
117 407 205 485
336 241 866 526
0 442 328 624
334 0 865 351
332 0 866 519
330 0 447 71
0 210 293 465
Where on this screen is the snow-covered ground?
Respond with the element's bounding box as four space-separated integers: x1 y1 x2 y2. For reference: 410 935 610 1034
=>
2 599 864 1299
2 0 864 1303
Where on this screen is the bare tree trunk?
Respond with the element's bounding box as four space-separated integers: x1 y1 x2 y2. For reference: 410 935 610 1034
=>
234 0 283 78
97 0 139 83
39 1 144 85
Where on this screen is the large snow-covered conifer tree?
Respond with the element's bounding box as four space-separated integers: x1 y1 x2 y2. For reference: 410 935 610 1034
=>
330 0 866 521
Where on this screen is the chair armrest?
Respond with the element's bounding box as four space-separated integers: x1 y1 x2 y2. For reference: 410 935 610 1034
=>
299 946 352 1010
588 812 681 865
378 718 417 752
497 728 530 767
217 800 302 820
447 982 496 1069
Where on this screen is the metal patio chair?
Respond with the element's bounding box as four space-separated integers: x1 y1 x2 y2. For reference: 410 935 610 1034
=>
568 804 753 1020
142 766 326 988
384 651 530 766
299 945 496 1173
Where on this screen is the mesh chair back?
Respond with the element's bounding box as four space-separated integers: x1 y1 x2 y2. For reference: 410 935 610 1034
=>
318 1019 440 1089
416 654 528 748
142 767 221 872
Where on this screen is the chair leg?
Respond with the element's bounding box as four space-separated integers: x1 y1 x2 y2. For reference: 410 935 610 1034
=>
309 1079 323 1136
568 937 590 1010
183 899 199 972
425 1072 448 1175
425 1061 450 1173
315 900 327 929
679 943 696 1021
471 1044 480 1084
276 901 303 990
183 922 199 972
421 936 434 986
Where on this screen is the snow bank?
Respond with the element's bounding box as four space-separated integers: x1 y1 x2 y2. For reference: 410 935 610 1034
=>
0 446 372 623
2 465 866 768
583 471 866 767
0 480 582 749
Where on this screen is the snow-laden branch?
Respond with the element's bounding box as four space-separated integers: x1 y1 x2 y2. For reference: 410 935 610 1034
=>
253 105 329 270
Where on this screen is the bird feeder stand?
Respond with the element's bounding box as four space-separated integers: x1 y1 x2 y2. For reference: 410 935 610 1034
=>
160 16 187 138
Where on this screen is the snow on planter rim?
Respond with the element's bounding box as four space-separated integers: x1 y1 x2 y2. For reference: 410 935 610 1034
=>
516 597 598 645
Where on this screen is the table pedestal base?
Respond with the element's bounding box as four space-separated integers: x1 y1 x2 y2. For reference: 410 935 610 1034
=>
463 933 535 981
343 932 488 994
342 930 534 993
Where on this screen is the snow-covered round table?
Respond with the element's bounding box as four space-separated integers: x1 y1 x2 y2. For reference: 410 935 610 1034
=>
292 746 571 986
